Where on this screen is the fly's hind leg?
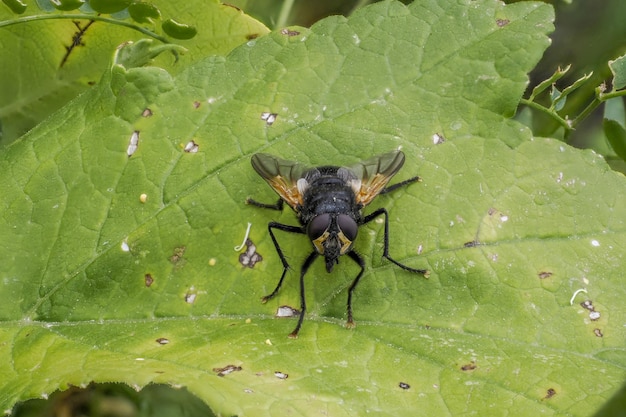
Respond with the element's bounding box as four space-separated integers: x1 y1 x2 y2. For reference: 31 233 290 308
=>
361 208 428 275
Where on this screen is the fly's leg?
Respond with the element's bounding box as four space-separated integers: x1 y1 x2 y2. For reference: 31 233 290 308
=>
345 250 366 328
379 176 421 194
246 197 284 211
261 222 304 303
288 251 318 339
361 208 428 275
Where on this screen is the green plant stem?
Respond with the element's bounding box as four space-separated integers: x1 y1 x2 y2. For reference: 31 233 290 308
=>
570 96 602 129
0 14 170 44
599 89 626 101
275 0 295 29
348 0 374 16
519 98 572 130
570 89 626 129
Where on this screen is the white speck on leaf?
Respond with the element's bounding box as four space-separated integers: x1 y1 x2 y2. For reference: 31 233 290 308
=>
184 140 199 153
261 112 277 125
127 131 139 156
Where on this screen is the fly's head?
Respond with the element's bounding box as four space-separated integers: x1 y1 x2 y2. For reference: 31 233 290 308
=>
307 213 358 272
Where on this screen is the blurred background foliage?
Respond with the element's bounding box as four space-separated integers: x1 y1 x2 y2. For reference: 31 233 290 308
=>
521 0 626 172
5 0 626 416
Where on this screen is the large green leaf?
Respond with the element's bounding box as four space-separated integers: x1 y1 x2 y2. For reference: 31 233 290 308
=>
2 0 625 415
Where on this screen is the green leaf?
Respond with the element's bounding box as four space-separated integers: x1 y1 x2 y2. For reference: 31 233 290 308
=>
528 64 570 100
609 53 626 91
161 18 197 40
551 71 593 109
2 0 27 14
550 84 566 110
604 97 626 160
113 39 185 69
604 119 626 161
49 0 85 12
128 1 161 24
4 0 626 416
89 0 131 14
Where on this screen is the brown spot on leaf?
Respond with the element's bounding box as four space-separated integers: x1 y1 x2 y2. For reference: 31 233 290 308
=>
170 246 186 264
144 274 154 287
461 361 477 371
213 365 242 377
496 19 510 27
280 28 301 36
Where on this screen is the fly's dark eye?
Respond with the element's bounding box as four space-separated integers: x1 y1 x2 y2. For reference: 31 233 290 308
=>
337 214 358 241
307 214 331 240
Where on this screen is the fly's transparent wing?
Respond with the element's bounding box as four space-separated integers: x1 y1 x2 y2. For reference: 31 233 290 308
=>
251 153 313 210
346 150 406 207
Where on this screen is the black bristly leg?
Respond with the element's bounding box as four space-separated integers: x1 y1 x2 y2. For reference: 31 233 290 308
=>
345 250 366 328
246 197 284 211
289 251 319 339
361 207 428 275
261 222 305 303
379 176 421 194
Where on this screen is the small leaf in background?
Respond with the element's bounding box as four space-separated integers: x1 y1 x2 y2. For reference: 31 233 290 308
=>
2 0 27 14
89 0 131 14
128 1 161 23
550 84 566 110
49 0 85 11
162 18 197 39
609 53 626 91
603 97 626 160
555 71 594 106
528 64 570 100
113 39 185 69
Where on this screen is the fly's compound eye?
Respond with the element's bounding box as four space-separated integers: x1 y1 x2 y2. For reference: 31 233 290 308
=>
307 213 331 240
337 214 358 241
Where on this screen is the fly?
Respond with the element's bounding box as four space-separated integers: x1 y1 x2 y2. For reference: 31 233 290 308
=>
247 150 428 338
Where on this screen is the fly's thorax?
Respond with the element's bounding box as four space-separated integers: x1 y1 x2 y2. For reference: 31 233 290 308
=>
299 175 360 218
